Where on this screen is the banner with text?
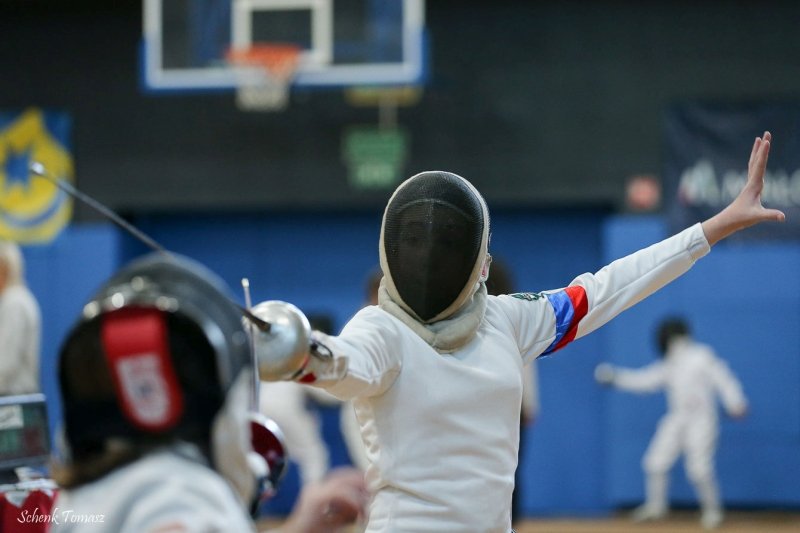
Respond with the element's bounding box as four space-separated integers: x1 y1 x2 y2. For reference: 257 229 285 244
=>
664 102 800 241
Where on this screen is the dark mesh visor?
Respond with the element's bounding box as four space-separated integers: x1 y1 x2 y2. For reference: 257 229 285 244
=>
383 171 485 321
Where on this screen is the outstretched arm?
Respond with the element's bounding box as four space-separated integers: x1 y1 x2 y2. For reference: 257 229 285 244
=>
701 131 785 246
530 131 786 354
595 362 666 394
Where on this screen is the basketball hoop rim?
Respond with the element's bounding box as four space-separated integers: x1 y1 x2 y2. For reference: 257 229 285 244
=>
226 44 302 81
226 44 301 111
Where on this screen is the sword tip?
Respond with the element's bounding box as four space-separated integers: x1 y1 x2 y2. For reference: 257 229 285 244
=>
30 162 46 176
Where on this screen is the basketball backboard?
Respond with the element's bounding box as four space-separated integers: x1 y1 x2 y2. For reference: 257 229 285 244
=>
141 0 427 92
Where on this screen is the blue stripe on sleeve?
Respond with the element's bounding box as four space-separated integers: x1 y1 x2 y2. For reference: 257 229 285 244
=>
543 290 575 355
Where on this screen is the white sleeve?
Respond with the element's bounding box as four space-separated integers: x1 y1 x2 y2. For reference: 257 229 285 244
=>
611 362 667 393
309 309 403 401
492 223 710 360
707 353 748 415
490 293 560 363
569 223 709 341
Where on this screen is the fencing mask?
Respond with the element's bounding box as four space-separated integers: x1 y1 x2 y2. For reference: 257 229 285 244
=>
379 171 491 324
58 253 262 504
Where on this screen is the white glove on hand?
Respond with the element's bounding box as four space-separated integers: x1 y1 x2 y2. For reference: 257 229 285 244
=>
594 363 615 386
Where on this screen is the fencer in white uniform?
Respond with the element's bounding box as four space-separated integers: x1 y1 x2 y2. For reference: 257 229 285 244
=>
251 134 782 532
51 254 266 533
313 222 709 533
595 318 748 530
50 254 368 533
0 240 41 395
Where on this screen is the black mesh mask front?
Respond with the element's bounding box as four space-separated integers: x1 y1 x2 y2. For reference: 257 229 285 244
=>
382 171 486 322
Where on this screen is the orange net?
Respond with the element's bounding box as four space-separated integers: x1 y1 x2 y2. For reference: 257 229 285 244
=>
227 44 301 111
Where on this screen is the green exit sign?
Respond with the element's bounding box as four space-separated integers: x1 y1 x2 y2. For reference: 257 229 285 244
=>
342 127 408 190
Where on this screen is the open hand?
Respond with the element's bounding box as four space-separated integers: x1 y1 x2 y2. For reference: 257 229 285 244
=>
701 131 786 245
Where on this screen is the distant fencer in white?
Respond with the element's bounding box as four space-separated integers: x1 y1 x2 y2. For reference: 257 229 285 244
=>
595 317 748 530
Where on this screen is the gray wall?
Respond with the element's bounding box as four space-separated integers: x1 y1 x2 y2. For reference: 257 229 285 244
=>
3 0 800 214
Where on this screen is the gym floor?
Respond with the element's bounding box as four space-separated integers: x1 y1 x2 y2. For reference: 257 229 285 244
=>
514 510 800 532
258 510 800 532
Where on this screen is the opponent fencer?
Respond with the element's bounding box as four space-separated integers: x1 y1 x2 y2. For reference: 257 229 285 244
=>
595 317 748 530
251 132 782 532
51 253 367 532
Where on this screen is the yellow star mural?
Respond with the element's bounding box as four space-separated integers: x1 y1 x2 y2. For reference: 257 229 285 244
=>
0 108 74 243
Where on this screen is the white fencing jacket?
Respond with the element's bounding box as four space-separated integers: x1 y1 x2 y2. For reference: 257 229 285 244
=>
313 223 710 533
52 446 254 533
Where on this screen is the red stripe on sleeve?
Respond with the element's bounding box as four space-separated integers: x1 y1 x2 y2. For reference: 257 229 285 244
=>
552 285 589 352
